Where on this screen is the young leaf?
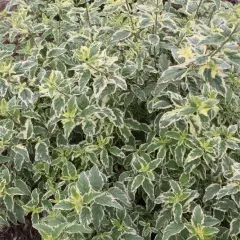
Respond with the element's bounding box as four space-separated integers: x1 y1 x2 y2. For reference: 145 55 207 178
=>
192 205 204 226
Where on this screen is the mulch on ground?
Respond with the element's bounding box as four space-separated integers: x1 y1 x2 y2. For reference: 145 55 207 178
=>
0 220 41 240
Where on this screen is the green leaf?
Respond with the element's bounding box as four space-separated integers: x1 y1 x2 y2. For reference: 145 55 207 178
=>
157 66 188 84
174 145 186 166
83 192 102 204
142 178 155 200
4 195 14 211
131 174 145 192
92 203 104 230
33 224 53 236
121 233 143 240
82 119 96 136
47 48 67 58
87 152 100 165
100 149 109 168
95 194 123 209
202 226 219 236
131 84 147 101
186 148 203 163
19 88 34 107
5 187 24 196
63 161 77 179
89 166 104 191
230 218 240 235
169 180 182 195
77 172 91 195
148 34 160 45
63 120 76 138
109 146 125 158
14 203 25 224
93 76 107 98
23 119 34 139
200 35 225 45
225 52 240 66
173 203 182 223
15 179 31 196
0 78 8 96
31 189 40 205
192 205 204 226
148 158 162 170
14 60 36 74
217 184 238 199
162 222 185 240
111 76 127 90
218 140 227 159
51 223 67 239
79 69 91 92
80 206 92 226
0 216 9 227
66 223 92 234
203 216 220 226
0 156 11 163
35 142 50 163
203 183 220 202
54 200 74 210
112 29 131 42
52 95 65 117
0 50 12 60
108 187 131 207
156 208 172 230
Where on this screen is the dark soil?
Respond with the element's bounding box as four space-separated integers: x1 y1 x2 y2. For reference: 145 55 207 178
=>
0 220 41 240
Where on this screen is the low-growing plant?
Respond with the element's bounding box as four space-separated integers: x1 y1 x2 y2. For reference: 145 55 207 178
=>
0 0 240 239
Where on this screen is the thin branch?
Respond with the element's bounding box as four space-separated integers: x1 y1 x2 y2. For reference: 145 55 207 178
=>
85 62 107 75
155 0 159 34
153 0 159 68
210 24 239 58
125 0 137 39
194 0 204 19
86 3 92 27
208 6 215 26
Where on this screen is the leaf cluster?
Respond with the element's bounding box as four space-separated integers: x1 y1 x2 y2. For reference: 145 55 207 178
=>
0 0 240 239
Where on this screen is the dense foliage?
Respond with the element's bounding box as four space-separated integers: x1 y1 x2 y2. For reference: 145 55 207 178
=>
0 0 240 239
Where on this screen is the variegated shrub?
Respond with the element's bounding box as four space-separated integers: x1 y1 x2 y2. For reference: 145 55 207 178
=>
0 0 240 239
